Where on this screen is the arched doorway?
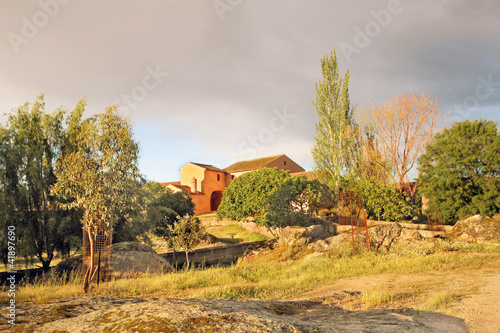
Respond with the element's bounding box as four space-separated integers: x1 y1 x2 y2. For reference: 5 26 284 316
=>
210 191 223 211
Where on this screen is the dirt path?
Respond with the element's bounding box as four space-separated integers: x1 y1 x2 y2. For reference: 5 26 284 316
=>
291 257 500 332
455 270 500 332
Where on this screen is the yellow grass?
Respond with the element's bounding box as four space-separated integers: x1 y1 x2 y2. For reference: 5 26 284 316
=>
11 243 499 306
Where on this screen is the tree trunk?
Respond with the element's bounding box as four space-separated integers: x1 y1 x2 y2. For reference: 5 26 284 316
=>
185 251 190 270
83 228 94 293
41 259 51 272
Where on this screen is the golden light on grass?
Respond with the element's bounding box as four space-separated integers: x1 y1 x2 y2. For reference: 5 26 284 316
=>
7 242 498 308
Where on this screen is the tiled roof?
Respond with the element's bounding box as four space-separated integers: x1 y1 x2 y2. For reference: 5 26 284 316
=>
164 183 193 193
189 163 227 173
290 171 318 180
224 154 285 173
160 181 181 187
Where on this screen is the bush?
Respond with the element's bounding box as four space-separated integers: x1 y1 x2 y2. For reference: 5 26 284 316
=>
146 184 195 239
262 176 332 227
216 168 289 223
353 178 414 222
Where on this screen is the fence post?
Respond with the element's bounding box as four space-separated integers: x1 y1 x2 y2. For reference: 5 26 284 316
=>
364 209 370 251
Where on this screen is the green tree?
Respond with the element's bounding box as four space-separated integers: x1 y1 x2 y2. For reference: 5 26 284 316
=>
353 178 413 222
0 96 81 270
263 176 331 227
216 167 289 224
51 105 140 291
146 183 195 239
168 215 206 269
418 119 500 223
312 50 357 192
111 178 151 244
0 126 23 267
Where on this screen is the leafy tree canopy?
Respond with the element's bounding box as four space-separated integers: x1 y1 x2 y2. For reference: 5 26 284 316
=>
146 182 195 239
0 95 82 270
418 119 500 223
216 167 289 223
262 176 332 227
168 215 206 268
311 50 357 192
350 178 414 222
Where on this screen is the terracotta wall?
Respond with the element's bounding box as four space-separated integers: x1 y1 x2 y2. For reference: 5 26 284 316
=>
180 163 205 192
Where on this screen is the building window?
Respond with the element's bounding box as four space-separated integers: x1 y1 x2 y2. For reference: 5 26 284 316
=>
284 160 287 166
217 174 220 181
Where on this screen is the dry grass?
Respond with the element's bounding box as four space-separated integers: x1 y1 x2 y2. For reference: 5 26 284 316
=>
10 242 499 309
206 224 269 244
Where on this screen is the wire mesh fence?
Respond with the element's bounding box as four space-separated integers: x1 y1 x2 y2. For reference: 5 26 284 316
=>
337 191 370 254
82 221 112 289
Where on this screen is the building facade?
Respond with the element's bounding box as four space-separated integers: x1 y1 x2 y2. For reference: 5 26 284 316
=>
162 154 306 215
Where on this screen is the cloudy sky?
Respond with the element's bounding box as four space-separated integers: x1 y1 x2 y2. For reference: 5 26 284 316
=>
1 0 499 182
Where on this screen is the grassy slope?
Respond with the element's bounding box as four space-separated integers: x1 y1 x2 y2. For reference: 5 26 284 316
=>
12 242 500 314
206 224 269 244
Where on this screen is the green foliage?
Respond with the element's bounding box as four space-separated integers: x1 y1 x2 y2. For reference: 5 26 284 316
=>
418 119 500 223
353 178 413 222
311 50 358 192
262 176 332 227
146 183 195 239
0 95 82 270
142 180 167 205
112 178 151 244
216 167 289 223
52 105 140 232
168 215 206 268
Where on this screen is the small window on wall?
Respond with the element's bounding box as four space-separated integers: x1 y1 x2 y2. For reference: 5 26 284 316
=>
284 160 287 166
217 174 220 181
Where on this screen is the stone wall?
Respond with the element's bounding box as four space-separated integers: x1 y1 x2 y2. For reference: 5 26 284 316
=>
159 241 265 267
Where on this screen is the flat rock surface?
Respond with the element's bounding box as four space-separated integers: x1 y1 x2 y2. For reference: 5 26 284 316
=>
2 295 467 332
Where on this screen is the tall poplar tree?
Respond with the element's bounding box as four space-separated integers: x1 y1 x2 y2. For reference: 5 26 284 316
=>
312 50 357 192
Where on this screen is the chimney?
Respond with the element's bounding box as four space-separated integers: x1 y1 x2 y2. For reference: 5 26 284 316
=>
190 177 197 193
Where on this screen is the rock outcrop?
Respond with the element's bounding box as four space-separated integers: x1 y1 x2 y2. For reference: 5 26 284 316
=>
49 242 172 279
450 215 500 243
4 296 468 333
275 224 330 247
111 242 173 277
308 223 423 253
